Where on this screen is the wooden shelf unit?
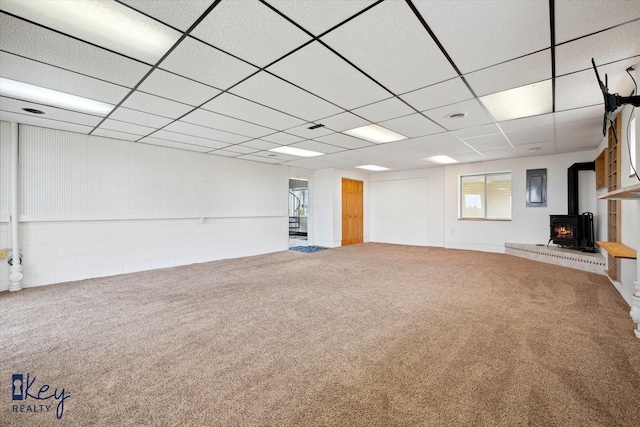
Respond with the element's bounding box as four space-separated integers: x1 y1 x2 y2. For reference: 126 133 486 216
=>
597 241 637 259
598 183 640 200
605 116 622 281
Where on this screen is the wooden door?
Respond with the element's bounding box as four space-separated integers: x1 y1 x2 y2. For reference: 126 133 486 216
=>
342 178 363 246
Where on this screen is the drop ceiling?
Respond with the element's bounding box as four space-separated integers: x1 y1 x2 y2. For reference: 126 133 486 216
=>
0 0 638 172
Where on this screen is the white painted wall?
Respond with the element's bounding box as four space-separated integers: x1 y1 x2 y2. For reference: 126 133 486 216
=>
368 151 596 253
0 121 290 291
370 168 445 247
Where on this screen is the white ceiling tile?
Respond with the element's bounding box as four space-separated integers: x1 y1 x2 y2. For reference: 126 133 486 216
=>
230 71 342 121
378 113 444 138
288 140 346 154
514 141 556 157
285 123 334 139
92 128 141 142
202 93 305 130
415 0 549 73
0 110 93 134
223 145 260 155
208 150 241 158
555 117 603 139
0 13 151 88
2 0 181 65
319 112 370 132
138 69 221 106
121 91 193 119
121 0 215 31
314 133 373 149
0 51 130 104
464 51 552 96
556 21 640 76
422 100 493 131
139 137 214 153
505 125 554 145
447 151 487 163
191 0 311 67
555 0 640 43
260 132 304 145
98 119 154 136
463 133 512 150
160 36 258 90
181 108 274 138
236 154 286 164
479 146 518 160
268 41 390 110
553 105 603 124
322 0 457 94
400 78 473 112
555 58 637 111
408 133 474 155
351 97 415 123
152 129 231 150
108 107 175 128
266 0 374 36
453 124 501 139
164 121 250 144
239 140 280 151
498 114 554 133
0 96 102 127
555 135 602 152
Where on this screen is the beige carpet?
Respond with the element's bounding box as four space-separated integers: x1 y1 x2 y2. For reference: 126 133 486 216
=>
1 243 639 426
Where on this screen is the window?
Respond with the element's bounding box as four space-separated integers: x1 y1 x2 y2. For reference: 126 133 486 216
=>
460 172 512 220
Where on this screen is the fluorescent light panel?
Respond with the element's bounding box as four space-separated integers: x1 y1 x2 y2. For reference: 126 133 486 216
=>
424 155 458 164
356 165 390 171
269 146 324 157
1 0 180 64
479 80 552 122
0 78 114 115
343 124 407 144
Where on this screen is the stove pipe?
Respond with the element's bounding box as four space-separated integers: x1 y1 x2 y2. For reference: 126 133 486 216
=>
567 162 595 216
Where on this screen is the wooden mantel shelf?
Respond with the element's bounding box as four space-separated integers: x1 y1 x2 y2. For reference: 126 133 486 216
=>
598 183 640 200
597 241 637 259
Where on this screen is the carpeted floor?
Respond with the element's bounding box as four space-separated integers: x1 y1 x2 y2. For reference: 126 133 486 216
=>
1 243 638 426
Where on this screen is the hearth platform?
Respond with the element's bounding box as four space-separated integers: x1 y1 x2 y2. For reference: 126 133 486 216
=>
505 243 605 275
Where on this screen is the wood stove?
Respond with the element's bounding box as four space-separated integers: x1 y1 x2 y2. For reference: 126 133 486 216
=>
548 162 596 252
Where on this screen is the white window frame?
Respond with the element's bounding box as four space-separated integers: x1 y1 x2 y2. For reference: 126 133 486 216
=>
459 171 512 220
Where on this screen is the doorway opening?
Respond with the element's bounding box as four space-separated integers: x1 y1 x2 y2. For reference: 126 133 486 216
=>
289 178 308 248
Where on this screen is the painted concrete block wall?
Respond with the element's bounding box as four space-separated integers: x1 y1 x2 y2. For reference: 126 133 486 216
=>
14 217 286 289
0 122 291 291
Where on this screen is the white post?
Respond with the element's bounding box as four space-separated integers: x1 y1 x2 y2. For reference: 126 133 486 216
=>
633 102 640 338
8 122 23 291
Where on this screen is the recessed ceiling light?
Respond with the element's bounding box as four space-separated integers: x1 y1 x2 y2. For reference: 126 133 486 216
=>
1 78 114 115
343 124 407 144
446 112 468 119
423 155 458 164
268 146 324 157
479 80 552 122
528 147 541 152
356 165 390 171
1 0 181 64
22 108 45 115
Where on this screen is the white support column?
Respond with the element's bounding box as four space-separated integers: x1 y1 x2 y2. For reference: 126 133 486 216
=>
8 122 23 291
